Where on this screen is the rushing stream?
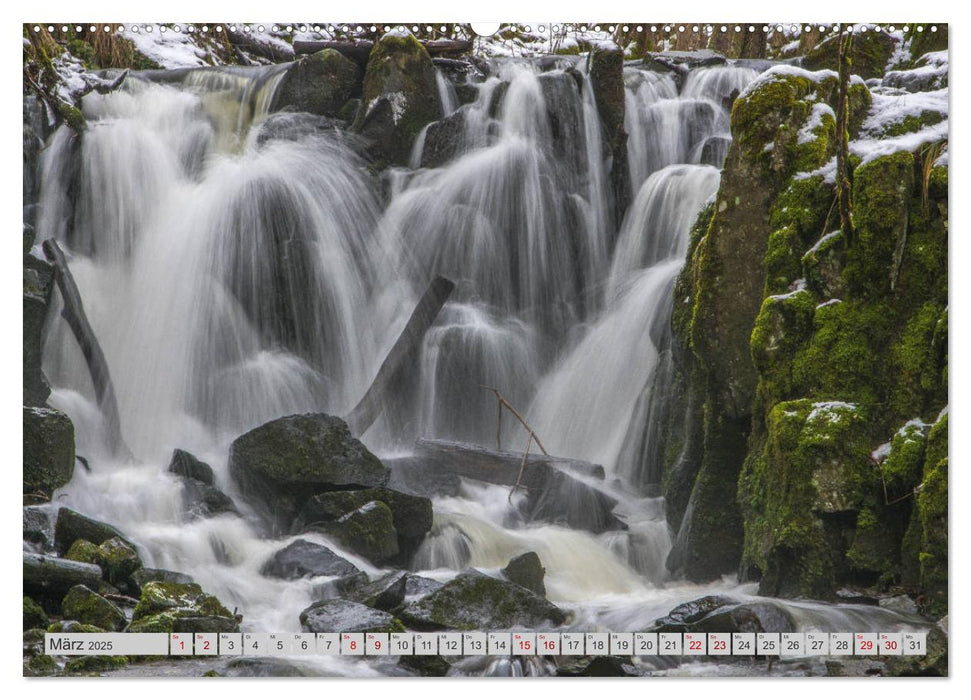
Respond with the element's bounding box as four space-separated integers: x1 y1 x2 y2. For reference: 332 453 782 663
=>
32 54 927 676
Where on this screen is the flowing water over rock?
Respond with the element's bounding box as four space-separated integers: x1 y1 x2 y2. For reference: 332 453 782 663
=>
32 56 928 676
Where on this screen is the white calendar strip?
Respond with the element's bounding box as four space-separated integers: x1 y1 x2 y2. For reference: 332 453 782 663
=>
44 631 928 657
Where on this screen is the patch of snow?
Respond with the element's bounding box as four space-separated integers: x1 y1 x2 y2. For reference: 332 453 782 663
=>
936 405 949 422
125 28 211 68
852 120 948 166
798 102 836 144
816 298 842 309
769 278 807 301
740 64 838 98
795 156 837 185
808 400 858 424
807 230 840 255
871 442 892 462
862 88 948 136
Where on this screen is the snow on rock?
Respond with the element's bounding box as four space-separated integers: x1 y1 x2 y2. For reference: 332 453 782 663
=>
871 442 892 462
861 88 948 136
807 400 858 425
798 102 836 144
740 64 864 99
124 28 211 68
807 230 840 255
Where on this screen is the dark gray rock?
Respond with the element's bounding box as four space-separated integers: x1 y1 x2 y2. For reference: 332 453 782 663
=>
23 552 103 610
651 595 737 632
256 112 341 146
228 413 389 532
501 551 546 597
23 506 54 552
54 507 131 555
96 537 142 586
398 570 567 630
307 501 399 565
260 539 362 580
270 49 362 118
23 596 48 630
386 456 462 497
345 571 408 611
182 478 240 520
557 656 641 676
23 292 51 407
131 567 195 591
404 574 445 599
420 107 468 168
299 598 403 633
294 487 433 563
24 407 75 500
168 449 214 485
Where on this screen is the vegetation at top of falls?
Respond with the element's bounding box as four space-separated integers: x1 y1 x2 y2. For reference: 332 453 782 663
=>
802 30 896 80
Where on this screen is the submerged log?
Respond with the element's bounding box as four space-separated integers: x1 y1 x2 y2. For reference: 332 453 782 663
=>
294 38 473 61
42 240 131 459
409 439 627 534
345 276 454 435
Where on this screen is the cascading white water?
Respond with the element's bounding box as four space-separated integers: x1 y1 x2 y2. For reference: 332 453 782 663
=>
32 54 927 677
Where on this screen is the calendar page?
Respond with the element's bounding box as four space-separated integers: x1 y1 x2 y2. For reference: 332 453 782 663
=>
22 17 949 679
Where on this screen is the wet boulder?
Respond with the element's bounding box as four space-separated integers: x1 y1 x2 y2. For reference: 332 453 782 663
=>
181 478 240 520
61 585 126 632
23 505 54 552
307 500 400 565
65 539 100 565
23 292 51 407
54 507 133 555
260 539 362 581
228 413 389 533
501 552 546 597
299 598 404 634
345 571 408 611
24 552 103 609
129 581 238 633
398 570 567 630
131 567 195 591
96 537 142 585
294 487 433 563
270 49 362 118
651 595 737 632
168 449 214 485
420 106 468 169
557 656 641 676
404 574 445 599
353 30 444 167
23 596 48 630
23 407 75 501
689 601 795 634
256 112 341 146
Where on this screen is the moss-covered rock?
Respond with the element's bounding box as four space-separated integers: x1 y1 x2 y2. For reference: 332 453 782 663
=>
61 584 126 631
23 407 75 501
54 507 132 555
270 49 362 118
398 570 567 630
23 596 48 630
294 487 433 562
48 620 104 633
917 411 947 616
311 500 399 565
588 42 631 221
739 399 876 598
64 655 128 674
129 581 238 633
65 538 100 565
802 31 897 80
228 413 389 533
96 536 141 585
24 654 57 676
353 31 443 167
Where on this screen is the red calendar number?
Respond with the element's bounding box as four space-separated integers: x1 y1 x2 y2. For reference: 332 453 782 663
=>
543 641 556 651
374 640 382 650
884 640 897 651
689 640 702 651
860 640 873 651
519 640 531 651
203 640 210 650
713 640 727 651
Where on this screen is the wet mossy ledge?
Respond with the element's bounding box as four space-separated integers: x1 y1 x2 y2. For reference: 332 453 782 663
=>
662 33 947 619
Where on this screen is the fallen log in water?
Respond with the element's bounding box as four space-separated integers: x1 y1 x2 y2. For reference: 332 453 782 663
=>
42 240 131 460
404 439 627 534
293 38 473 60
226 29 296 63
345 276 454 436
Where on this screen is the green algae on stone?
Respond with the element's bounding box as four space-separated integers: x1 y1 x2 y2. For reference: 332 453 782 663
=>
917 411 947 616
65 538 100 566
61 584 127 632
97 536 142 585
130 581 238 633
802 31 897 80
23 596 48 630
64 655 128 674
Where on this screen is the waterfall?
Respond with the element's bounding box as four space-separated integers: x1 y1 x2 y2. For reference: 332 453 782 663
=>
34 55 853 653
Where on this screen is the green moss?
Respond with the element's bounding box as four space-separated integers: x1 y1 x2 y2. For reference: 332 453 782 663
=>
879 111 947 138
890 303 946 418
917 412 947 616
64 655 128 674
48 621 104 633
61 585 126 632
750 289 816 405
802 31 897 80
907 25 948 59
316 500 399 564
65 538 100 565
23 596 49 630
843 151 916 299
739 398 874 598
24 654 57 676
130 581 237 632
97 536 141 585
881 420 929 493
845 503 901 586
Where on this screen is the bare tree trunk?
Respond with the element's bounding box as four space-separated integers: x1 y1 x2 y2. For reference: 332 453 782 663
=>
344 276 454 435
739 25 768 59
42 240 131 459
836 28 854 245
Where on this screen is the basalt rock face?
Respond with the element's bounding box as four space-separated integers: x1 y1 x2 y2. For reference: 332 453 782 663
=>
353 31 444 168
662 43 947 611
